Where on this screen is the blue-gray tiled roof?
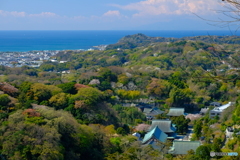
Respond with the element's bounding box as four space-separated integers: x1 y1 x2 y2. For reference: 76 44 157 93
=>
167 108 185 116
168 141 201 155
142 126 168 144
149 120 176 133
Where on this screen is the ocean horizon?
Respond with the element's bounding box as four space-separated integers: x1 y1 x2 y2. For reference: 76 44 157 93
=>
0 30 239 52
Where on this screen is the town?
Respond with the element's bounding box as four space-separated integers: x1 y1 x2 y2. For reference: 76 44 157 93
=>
0 51 60 68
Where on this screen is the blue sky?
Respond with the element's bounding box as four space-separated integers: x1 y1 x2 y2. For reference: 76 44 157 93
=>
0 0 234 30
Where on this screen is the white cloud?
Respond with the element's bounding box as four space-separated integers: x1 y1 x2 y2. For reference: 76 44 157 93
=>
0 10 57 18
112 0 220 17
0 10 26 17
29 12 56 17
103 10 121 17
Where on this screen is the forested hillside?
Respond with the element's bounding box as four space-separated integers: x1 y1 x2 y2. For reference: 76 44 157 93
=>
0 34 239 160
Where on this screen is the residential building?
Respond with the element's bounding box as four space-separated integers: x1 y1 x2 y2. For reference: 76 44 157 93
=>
209 102 233 118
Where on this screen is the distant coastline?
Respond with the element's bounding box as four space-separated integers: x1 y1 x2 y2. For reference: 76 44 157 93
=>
0 30 239 52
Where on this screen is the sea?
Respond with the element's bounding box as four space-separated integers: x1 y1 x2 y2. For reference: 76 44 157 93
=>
0 30 239 52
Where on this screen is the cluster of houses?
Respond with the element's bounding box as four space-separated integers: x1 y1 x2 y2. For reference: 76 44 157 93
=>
132 101 236 156
0 51 59 68
133 107 201 155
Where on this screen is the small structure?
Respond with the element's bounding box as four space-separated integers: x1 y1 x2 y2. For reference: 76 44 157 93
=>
148 120 176 139
226 126 234 139
59 61 67 63
200 108 209 115
132 132 141 140
143 107 164 120
209 102 233 118
168 141 201 155
142 126 168 149
167 108 185 117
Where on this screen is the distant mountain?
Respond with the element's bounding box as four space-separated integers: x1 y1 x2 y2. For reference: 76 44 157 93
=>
106 33 176 50
106 33 240 50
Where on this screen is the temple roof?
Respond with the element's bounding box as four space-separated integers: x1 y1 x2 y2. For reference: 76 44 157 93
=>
167 108 185 116
168 141 201 155
142 126 168 144
149 120 176 133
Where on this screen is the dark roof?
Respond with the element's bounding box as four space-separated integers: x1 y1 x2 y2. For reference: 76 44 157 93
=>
144 108 164 117
149 120 176 133
227 126 234 132
167 108 185 116
168 141 201 155
210 110 222 114
210 102 221 107
142 126 168 144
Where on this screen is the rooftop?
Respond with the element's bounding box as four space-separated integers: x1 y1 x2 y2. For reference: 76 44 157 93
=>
167 108 185 117
168 141 201 155
143 107 164 117
149 120 176 133
210 102 221 107
142 126 168 144
212 102 233 112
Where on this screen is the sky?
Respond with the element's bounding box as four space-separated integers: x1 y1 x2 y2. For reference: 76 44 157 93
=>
0 0 235 30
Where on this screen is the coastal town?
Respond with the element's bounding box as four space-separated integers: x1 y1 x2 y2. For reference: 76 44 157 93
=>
0 51 59 68
0 45 107 68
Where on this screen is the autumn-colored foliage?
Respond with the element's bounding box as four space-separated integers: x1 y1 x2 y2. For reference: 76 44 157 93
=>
135 124 150 132
74 83 89 90
74 100 86 109
0 82 19 96
146 78 168 97
22 109 41 117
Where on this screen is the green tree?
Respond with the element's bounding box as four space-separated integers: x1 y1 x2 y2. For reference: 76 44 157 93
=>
212 138 222 152
193 120 203 139
171 115 190 134
27 83 62 103
195 144 211 160
169 88 192 107
72 87 104 108
98 67 117 82
0 107 99 160
0 94 10 106
116 127 127 135
49 93 69 110
116 89 141 100
57 82 77 94
39 63 56 71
